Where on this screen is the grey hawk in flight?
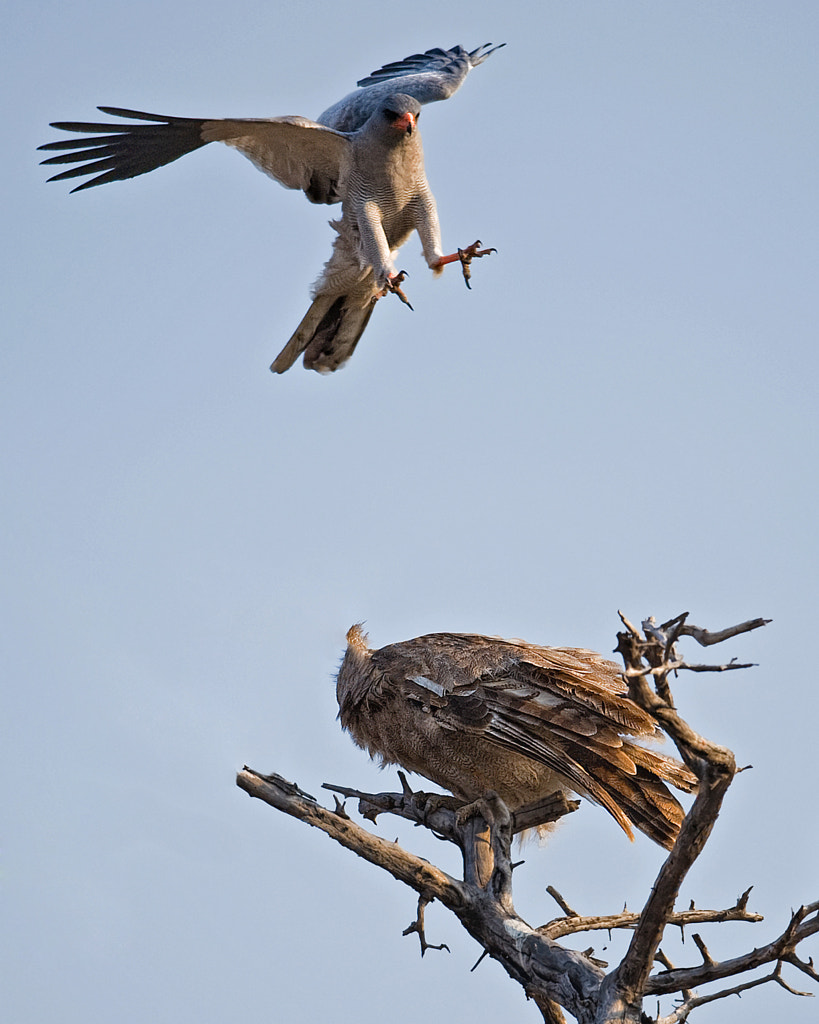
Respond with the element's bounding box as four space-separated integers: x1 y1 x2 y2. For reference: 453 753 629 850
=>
39 44 503 373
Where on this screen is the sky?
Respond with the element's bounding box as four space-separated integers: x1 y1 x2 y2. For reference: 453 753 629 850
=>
3 2 818 1022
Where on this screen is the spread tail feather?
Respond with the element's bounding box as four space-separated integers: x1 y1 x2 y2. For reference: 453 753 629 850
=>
551 737 698 850
270 294 336 373
271 293 376 374
598 766 689 850
587 744 697 850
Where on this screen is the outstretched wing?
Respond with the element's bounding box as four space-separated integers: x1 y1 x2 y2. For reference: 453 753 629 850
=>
318 43 505 132
39 107 350 203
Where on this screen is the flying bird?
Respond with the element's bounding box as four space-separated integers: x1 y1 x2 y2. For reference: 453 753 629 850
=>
336 626 698 849
39 44 503 374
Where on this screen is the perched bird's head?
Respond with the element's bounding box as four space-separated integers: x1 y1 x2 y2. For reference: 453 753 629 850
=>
345 622 371 654
337 624 375 725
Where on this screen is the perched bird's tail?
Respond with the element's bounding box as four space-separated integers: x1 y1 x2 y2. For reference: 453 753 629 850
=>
270 292 376 374
584 744 698 850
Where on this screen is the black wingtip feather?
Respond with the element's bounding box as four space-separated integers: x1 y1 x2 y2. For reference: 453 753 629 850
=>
39 107 209 190
96 106 182 121
356 43 505 89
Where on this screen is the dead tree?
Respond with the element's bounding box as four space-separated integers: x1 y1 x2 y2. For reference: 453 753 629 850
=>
236 613 817 1023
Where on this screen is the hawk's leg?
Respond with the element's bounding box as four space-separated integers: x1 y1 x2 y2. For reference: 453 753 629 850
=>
434 239 497 289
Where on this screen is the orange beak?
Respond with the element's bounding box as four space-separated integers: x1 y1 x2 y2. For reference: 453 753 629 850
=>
390 111 416 135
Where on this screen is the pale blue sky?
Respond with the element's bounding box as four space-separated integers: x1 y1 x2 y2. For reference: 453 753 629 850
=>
4 3 818 1022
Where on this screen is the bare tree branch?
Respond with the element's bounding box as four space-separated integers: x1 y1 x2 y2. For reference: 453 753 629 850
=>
598 622 740 1022
320 781 579 838
659 614 773 647
624 660 756 676
237 767 605 1023
657 961 813 1024
236 768 462 906
647 901 819 996
540 889 763 941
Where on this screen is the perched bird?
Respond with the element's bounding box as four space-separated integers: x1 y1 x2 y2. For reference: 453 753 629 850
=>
336 626 698 849
39 44 503 374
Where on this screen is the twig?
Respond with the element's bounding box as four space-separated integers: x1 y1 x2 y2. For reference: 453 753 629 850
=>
546 886 579 918
692 933 713 966
402 897 450 957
